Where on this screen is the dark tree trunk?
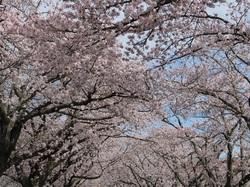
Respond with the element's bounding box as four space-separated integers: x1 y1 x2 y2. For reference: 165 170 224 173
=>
0 106 22 176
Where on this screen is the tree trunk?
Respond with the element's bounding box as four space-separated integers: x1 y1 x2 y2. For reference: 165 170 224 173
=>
0 103 22 176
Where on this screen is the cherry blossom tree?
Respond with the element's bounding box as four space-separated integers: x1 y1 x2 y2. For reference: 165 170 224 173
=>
75 1 250 186
0 0 250 186
95 119 250 186
0 0 156 181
